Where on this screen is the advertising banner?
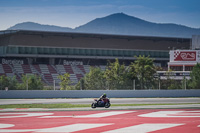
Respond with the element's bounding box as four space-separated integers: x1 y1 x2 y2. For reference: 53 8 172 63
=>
1 58 24 65
170 50 200 63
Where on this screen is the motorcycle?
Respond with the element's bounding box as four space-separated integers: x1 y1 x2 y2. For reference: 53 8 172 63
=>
91 98 111 108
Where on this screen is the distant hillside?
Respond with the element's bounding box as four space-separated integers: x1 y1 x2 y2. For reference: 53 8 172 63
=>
8 22 72 32
8 13 200 38
74 13 200 38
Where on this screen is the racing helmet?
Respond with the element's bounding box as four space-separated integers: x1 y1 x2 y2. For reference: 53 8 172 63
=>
103 93 107 97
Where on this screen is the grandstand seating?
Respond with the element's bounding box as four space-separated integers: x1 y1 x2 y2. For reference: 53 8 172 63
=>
55 65 66 74
33 65 42 73
72 65 82 74
0 63 107 87
47 65 57 73
30 65 38 74
22 64 32 73
83 65 90 73
2 64 12 73
39 64 49 73
13 64 24 74
43 73 54 84
64 65 74 74
56 65 74 74
76 74 84 80
0 64 5 73
70 74 78 84
51 73 61 85
77 65 86 73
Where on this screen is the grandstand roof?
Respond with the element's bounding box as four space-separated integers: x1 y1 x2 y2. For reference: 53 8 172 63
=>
0 30 190 51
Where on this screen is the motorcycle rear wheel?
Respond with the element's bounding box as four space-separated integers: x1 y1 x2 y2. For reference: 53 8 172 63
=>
91 103 96 108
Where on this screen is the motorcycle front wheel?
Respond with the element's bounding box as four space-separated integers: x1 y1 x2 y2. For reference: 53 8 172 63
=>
105 103 110 108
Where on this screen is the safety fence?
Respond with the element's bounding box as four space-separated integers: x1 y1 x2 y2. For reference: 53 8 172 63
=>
1 90 200 99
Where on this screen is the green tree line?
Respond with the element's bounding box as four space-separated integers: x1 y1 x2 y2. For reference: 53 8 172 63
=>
74 56 200 90
74 56 156 90
1 56 200 90
0 74 43 90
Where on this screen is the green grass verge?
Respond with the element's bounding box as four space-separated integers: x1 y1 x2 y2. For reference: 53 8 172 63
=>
0 103 199 108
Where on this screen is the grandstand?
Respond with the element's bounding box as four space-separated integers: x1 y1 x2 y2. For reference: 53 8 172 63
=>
0 30 191 86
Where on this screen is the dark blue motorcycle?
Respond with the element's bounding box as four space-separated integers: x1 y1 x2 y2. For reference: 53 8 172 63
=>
91 98 111 108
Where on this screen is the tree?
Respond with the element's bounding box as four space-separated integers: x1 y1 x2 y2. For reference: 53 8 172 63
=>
189 63 200 89
28 75 43 90
82 67 105 90
18 74 43 90
8 76 18 90
0 75 9 90
132 55 156 89
0 75 18 90
58 73 72 90
167 80 182 89
104 59 130 89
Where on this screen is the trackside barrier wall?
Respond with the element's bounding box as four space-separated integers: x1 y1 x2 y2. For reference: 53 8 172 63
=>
0 90 200 98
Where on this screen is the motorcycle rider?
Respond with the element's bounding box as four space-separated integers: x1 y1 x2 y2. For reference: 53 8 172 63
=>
98 93 108 105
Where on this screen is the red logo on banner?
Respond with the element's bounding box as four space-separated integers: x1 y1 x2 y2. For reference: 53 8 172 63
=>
174 51 196 61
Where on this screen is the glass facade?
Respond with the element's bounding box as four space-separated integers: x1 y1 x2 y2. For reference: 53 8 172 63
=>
0 46 169 58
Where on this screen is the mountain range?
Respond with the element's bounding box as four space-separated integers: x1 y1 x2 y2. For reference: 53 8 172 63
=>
8 13 200 38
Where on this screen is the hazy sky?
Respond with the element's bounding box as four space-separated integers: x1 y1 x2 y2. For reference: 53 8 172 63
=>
0 0 200 30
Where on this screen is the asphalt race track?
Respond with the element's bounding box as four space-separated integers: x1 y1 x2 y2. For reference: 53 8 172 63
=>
0 109 200 133
0 98 200 132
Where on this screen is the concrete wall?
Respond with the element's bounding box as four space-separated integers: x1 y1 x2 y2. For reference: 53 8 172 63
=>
0 90 200 99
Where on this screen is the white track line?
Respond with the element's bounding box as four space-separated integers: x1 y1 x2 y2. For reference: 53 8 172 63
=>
37 123 112 132
0 123 112 132
0 113 53 118
102 123 184 133
138 111 200 118
40 111 135 118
